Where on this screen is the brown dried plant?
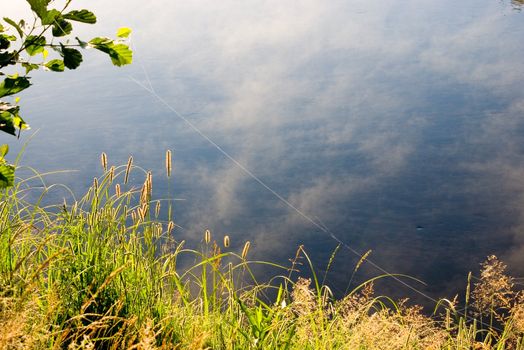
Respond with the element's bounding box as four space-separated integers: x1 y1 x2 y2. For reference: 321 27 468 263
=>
511 293 524 334
291 277 316 317
472 255 515 318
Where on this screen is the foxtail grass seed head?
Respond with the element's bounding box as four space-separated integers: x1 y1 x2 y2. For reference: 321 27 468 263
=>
241 241 251 260
140 202 148 220
167 221 175 235
146 171 153 194
204 229 211 244
100 152 108 171
124 156 133 184
140 183 148 204
109 165 115 182
213 242 221 266
93 177 99 193
466 271 472 305
115 183 121 197
355 249 372 272
131 210 138 224
166 149 172 178
223 235 230 248
155 200 161 218
155 223 162 237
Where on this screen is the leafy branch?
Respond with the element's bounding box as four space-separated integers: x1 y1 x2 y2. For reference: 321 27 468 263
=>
0 0 133 188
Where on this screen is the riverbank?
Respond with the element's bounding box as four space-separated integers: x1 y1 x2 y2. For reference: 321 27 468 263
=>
1 163 523 349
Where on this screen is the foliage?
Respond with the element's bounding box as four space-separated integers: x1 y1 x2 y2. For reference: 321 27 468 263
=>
0 156 523 349
0 0 132 188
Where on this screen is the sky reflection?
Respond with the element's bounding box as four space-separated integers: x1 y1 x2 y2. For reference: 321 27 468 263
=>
3 0 524 305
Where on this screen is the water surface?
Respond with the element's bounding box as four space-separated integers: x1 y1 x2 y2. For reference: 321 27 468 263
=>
3 0 524 305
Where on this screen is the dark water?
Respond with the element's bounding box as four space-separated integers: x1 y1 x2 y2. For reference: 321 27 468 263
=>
3 0 524 306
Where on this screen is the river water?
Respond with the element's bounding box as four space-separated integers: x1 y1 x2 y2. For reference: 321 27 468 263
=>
3 0 524 305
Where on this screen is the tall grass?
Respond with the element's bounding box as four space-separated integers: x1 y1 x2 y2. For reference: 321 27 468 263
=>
0 155 523 349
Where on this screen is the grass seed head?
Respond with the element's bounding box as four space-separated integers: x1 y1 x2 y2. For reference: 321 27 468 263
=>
165 150 172 178
109 165 115 182
146 171 153 194
511 295 524 333
472 255 514 317
100 152 108 171
204 229 211 244
136 319 157 350
291 277 315 316
155 200 161 218
154 223 162 238
167 221 175 235
139 203 148 221
124 156 133 184
223 235 230 248
355 249 372 272
241 241 251 260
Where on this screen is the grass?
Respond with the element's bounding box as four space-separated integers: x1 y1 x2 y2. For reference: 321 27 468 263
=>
1 154 523 349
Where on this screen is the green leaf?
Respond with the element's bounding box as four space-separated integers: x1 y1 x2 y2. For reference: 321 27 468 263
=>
0 76 31 98
2 34 16 41
107 44 133 66
44 59 64 72
24 35 46 56
62 47 83 69
12 114 28 130
3 17 24 38
21 62 40 74
88 36 112 46
0 162 15 188
0 51 17 66
52 19 72 37
0 24 4 32
0 37 8 50
0 34 16 50
0 111 18 136
116 27 132 38
89 38 133 66
26 0 51 21
0 116 16 135
41 9 60 26
63 10 97 24
0 102 28 137
0 144 8 158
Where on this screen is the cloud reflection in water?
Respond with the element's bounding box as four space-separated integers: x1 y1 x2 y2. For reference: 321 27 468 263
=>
5 0 524 305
